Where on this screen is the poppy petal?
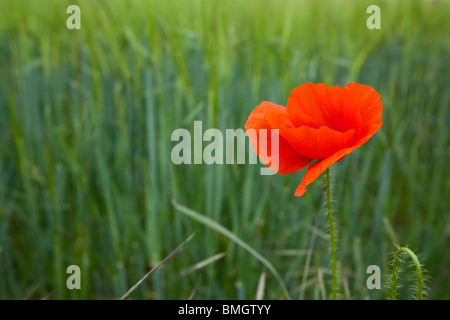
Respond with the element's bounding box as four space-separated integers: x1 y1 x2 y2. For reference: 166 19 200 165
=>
245 101 312 174
287 83 327 128
287 83 362 133
276 125 355 160
345 82 383 135
294 131 381 197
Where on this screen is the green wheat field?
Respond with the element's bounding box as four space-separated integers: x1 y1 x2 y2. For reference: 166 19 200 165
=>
0 0 449 300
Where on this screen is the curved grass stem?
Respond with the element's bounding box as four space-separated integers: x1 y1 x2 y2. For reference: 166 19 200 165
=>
390 247 423 300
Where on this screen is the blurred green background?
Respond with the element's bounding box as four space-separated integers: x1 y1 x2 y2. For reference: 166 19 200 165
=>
0 0 449 299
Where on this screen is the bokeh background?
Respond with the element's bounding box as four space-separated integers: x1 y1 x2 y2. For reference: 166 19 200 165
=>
0 0 449 299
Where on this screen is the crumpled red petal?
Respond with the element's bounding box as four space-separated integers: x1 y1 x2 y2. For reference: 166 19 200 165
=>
277 126 355 160
287 83 362 133
245 101 312 174
295 96 382 196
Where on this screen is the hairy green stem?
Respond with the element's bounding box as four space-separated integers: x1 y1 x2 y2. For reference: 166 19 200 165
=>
326 168 337 300
390 247 423 300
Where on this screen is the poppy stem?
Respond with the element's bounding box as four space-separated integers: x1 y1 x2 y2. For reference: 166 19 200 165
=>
326 168 337 300
390 247 423 300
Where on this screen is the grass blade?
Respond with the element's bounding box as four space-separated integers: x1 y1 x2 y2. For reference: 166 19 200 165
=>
120 234 194 300
180 252 226 276
188 279 201 300
255 271 266 300
171 199 291 300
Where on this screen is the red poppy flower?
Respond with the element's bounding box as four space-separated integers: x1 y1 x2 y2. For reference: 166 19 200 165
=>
245 82 383 196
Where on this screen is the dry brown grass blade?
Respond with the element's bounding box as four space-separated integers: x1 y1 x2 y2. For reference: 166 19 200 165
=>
188 279 201 300
120 233 195 300
22 282 41 300
40 290 55 300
